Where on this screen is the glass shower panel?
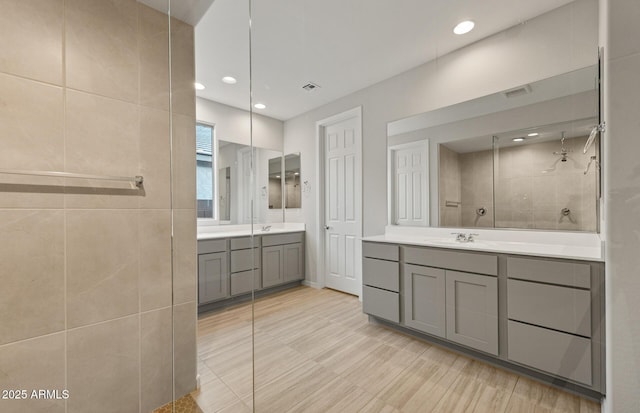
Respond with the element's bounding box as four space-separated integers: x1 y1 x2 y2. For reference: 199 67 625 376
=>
249 1 350 411
191 0 256 412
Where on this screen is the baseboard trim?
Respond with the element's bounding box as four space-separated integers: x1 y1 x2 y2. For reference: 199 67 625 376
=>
302 280 322 289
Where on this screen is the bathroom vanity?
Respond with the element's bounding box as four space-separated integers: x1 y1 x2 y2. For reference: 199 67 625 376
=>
197 225 305 312
362 229 605 397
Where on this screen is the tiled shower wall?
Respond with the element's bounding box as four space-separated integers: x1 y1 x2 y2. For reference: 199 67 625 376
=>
0 1 197 413
494 135 597 231
460 149 495 228
438 145 462 227
439 136 597 231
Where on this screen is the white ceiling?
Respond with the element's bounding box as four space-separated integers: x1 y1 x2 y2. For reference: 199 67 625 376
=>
138 0 214 25
195 0 576 121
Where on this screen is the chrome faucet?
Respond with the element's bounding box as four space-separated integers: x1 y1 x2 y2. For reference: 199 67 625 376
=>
451 232 479 242
451 232 468 242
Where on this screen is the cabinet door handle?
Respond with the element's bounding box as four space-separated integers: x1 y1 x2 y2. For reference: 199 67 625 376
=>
325 225 331 230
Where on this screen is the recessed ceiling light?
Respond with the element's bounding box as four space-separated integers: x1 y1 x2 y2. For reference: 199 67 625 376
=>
513 137 525 142
276 175 280 178
527 132 539 137
453 20 475 35
254 103 266 110
222 76 237 84
294 172 299 175
194 82 206 90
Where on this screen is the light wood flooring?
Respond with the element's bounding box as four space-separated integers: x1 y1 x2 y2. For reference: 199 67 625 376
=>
193 286 601 413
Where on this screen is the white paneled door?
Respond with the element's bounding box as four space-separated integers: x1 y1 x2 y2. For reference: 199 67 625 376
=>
390 141 428 226
323 110 362 296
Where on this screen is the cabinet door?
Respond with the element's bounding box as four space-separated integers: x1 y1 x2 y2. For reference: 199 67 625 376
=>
445 271 498 355
198 252 228 304
262 246 284 288
403 264 446 338
283 243 304 282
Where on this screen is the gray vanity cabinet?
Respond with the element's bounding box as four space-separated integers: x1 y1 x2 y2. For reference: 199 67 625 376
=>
506 256 602 388
262 232 305 288
403 264 446 338
445 270 498 355
198 252 229 304
198 231 305 311
362 243 400 323
362 239 605 394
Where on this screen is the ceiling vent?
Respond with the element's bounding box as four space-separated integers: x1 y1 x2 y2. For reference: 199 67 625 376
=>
503 84 532 99
302 82 320 92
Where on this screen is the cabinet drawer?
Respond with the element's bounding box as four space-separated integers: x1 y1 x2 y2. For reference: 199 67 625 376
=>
198 239 227 254
362 286 399 323
262 232 304 247
363 242 399 261
507 257 590 289
230 248 260 273
508 320 592 386
230 269 261 296
404 247 497 276
231 236 260 250
508 279 591 336
363 257 399 292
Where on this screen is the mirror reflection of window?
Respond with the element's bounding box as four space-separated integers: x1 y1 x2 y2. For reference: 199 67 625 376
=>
268 157 282 209
196 123 214 218
284 153 301 208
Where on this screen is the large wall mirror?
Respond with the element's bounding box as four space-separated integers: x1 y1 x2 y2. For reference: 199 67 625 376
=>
218 140 283 224
196 120 284 225
284 153 301 209
388 64 601 232
268 156 283 209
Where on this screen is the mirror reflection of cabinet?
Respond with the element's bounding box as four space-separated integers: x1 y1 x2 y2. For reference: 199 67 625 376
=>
284 153 301 209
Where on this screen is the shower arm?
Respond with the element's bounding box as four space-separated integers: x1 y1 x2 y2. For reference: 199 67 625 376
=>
584 122 606 154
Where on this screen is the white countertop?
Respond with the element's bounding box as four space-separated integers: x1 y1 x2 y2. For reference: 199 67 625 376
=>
363 226 604 262
197 223 305 240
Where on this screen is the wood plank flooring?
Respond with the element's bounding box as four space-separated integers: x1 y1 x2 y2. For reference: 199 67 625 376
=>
192 286 601 413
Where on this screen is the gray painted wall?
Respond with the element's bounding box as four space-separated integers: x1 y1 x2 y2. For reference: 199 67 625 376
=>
603 0 640 412
196 97 284 151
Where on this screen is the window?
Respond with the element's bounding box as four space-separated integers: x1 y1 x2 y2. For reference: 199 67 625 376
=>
196 123 214 218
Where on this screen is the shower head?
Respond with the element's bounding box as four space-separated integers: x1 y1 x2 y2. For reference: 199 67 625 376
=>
553 132 571 161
